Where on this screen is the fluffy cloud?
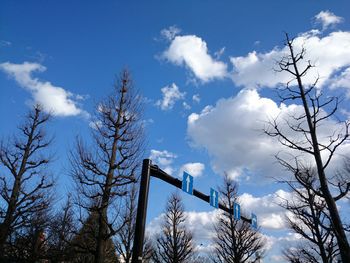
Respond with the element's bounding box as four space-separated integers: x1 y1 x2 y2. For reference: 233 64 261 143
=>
188 89 280 179
163 35 228 82
230 30 350 89
0 62 86 117
187 89 350 180
329 67 350 98
149 149 177 175
314 10 344 30
239 189 294 230
179 162 205 178
156 83 185 110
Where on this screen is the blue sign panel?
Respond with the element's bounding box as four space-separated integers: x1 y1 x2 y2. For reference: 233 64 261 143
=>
210 188 219 208
182 172 193 195
251 213 257 229
234 203 241 220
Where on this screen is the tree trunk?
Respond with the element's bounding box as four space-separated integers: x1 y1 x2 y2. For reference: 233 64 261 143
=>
95 208 107 263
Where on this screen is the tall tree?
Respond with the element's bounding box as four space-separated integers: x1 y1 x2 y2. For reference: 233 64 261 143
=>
278 164 339 262
265 33 350 262
0 105 54 257
212 175 265 263
152 193 194 263
70 70 144 263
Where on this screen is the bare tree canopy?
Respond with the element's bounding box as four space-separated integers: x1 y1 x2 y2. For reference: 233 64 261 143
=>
279 166 339 262
265 33 350 262
152 193 194 263
70 69 144 263
212 174 265 263
0 105 54 258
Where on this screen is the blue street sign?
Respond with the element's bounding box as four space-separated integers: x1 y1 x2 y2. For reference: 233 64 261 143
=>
210 188 219 208
182 172 193 195
251 213 257 229
234 203 241 220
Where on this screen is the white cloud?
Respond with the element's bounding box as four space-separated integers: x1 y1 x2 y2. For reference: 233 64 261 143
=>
239 189 294 230
161 25 181 41
187 89 350 181
0 61 86 117
187 89 281 180
182 101 191 110
329 67 350 98
230 31 350 89
179 162 205 178
314 10 344 30
149 149 177 175
185 210 218 240
156 83 186 110
266 233 304 263
163 35 228 82
192 94 201 103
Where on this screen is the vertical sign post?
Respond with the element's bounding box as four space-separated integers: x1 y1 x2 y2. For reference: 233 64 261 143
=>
132 159 151 263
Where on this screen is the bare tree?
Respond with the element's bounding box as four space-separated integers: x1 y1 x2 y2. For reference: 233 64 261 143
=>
278 163 339 262
115 184 153 263
70 70 144 263
45 196 77 262
212 175 265 263
0 105 54 257
264 33 350 262
152 193 194 263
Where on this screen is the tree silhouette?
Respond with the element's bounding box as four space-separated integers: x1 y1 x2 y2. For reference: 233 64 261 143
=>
265 33 350 262
70 69 144 263
152 193 194 263
212 174 265 263
0 105 54 258
279 165 339 262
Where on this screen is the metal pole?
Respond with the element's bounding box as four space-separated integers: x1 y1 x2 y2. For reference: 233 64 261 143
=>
132 159 151 263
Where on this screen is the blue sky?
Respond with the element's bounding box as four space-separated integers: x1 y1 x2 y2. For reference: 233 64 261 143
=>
1 1 350 261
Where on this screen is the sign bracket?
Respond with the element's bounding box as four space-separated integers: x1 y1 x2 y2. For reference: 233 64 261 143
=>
131 159 254 263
